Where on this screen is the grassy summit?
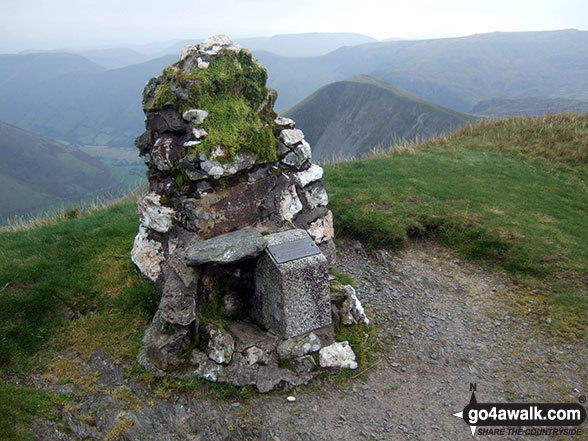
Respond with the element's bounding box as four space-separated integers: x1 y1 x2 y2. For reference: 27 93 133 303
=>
0 114 586 439
143 47 277 161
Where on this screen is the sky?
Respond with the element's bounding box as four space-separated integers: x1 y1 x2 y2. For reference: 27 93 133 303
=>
1 0 586 53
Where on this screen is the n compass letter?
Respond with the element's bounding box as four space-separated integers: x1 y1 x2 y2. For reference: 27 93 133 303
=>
453 392 478 437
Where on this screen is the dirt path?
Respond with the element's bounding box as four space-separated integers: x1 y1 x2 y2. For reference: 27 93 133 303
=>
32 241 587 440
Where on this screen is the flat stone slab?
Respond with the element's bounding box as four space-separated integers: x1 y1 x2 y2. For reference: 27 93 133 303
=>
185 227 267 265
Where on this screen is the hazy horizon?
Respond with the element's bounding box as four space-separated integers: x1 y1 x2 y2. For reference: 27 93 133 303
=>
1 0 587 53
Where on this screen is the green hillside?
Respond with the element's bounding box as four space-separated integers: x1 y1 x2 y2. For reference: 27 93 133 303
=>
0 121 122 222
325 114 587 339
0 114 586 439
472 96 588 118
257 29 588 112
284 75 477 161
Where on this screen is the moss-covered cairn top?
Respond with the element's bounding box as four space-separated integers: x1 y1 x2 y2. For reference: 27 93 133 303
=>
142 35 278 162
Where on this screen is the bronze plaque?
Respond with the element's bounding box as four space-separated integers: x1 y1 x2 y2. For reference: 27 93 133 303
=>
267 236 321 264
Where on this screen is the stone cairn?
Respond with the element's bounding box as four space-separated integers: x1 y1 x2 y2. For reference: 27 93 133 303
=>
131 35 368 392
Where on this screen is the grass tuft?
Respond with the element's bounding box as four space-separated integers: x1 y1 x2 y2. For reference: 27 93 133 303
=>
0 381 61 441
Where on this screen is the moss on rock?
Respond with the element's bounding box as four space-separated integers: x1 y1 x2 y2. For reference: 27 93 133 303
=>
144 44 277 162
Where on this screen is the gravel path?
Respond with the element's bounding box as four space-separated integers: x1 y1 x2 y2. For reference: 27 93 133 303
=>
239 241 586 441
32 241 587 440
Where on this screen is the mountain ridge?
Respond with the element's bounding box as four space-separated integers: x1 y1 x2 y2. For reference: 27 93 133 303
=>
259 29 588 111
0 29 585 150
284 75 477 161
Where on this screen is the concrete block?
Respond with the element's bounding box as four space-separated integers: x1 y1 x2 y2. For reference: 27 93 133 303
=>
253 229 331 338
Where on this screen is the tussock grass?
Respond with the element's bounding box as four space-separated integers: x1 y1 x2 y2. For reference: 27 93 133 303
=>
325 114 588 340
427 113 588 165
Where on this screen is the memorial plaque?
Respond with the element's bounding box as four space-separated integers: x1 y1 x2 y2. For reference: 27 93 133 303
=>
267 236 321 264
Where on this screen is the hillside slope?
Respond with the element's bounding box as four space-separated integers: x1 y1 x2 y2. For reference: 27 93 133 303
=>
0 52 104 90
284 75 477 161
257 29 588 111
0 122 120 221
0 55 176 147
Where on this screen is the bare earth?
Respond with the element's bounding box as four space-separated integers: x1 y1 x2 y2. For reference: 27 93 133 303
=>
32 241 587 440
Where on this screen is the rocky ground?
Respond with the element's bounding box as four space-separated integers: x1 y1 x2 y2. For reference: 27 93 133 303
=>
30 240 587 440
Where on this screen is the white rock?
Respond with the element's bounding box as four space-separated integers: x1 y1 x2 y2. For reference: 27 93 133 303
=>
243 346 269 366
307 211 334 244
199 146 257 179
200 34 242 55
197 57 209 69
131 226 164 282
282 140 312 169
336 285 370 326
205 165 224 178
277 332 321 359
279 185 303 221
192 127 208 139
304 183 328 209
275 116 295 127
136 193 175 233
282 151 300 168
319 341 358 370
151 137 174 170
204 324 235 365
297 140 312 161
182 109 209 124
280 129 305 146
286 396 296 402
183 140 201 147
190 350 221 382
199 145 225 161
295 164 323 188
180 44 198 60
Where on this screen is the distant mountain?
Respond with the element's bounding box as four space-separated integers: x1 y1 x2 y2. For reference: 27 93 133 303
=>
160 32 377 58
79 47 151 69
0 30 586 151
258 29 588 112
283 75 477 161
472 97 588 118
0 121 119 221
0 54 176 147
0 52 104 90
